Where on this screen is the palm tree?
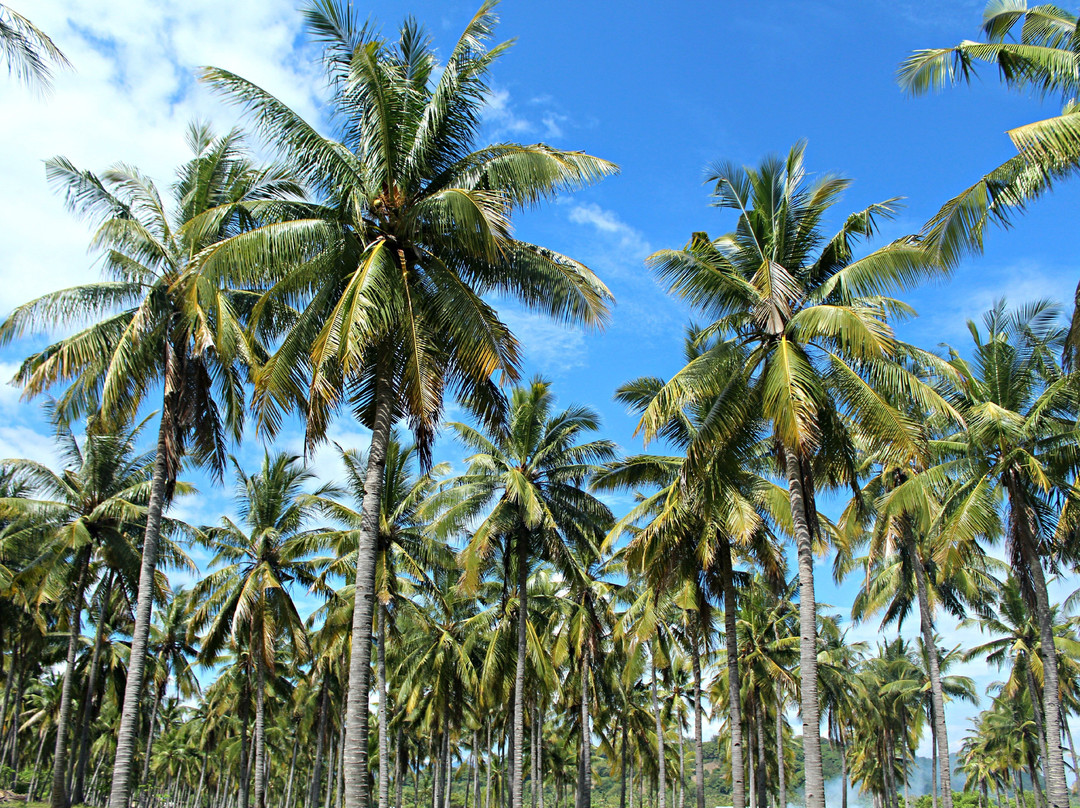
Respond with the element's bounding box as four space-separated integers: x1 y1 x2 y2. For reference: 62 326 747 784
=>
641 143 950 808
191 452 326 808
0 414 193 808
899 2 1080 364
0 3 69 91
304 434 453 808
0 124 302 808
433 379 614 808
934 301 1080 808
199 7 617 804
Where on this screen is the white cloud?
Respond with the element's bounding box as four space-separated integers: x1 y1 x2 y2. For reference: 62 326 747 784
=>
0 0 324 316
568 202 652 261
500 308 588 375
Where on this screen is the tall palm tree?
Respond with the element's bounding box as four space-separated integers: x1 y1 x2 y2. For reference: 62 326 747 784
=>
935 301 1080 808
199 5 618 804
433 379 614 808
0 414 193 808
899 2 1080 364
0 124 302 808
0 3 69 91
191 453 326 808
304 434 453 808
641 143 950 808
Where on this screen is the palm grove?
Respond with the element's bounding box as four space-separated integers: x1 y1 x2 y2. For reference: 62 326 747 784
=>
1 4 1079 808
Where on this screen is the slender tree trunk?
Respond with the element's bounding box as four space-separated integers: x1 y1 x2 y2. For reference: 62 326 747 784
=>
9 649 26 789
74 574 114 805
239 683 252 808
1063 711 1079 796
139 681 166 808
747 712 755 808
378 605 390 808
907 533 953 808
775 685 786 808
839 733 848 808
254 654 268 808
195 754 209 808
755 700 767 808
52 551 92 808
0 641 16 749
397 729 404 808
324 736 336 808
718 535 745 808
28 730 48 803
580 646 591 808
485 721 493 808
677 723 684 808
284 737 299 808
443 731 452 808
513 536 529 808
783 450 823 808
651 650 666 808
344 359 396 808
1015 771 1026 808
473 731 481 808
1010 480 1069 808
108 350 179 808
692 629 704 808
309 677 331 808
619 722 627 808
931 725 938 808
537 704 545 808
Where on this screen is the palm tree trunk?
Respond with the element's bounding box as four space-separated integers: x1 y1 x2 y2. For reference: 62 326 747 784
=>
444 731 453 808
1063 710 1079 796
1008 477 1069 808
755 700 767 808
746 713 755 808
52 550 92 808
930 725 938 808
139 681 166 808
344 358 396 808
74 573 114 805
718 535 745 808
1024 663 1051 795
782 449 823 808
196 753 209 808
908 533 953 808
253 650 268 808
484 721 492 808
239 681 252 808
0 641 17 750
839 731 848 808
473 731 481 808
397 728 405 808
775 685 786 808
309 676 330 808
324 736 336 808
619 721 627 808
537 704 545 808
378 605 390 808
514 536 529 808
108 347 180 808
651 648 666 808
284 737 299 808
692 630 705 808
28 729 48 803
677 723 684 808
580 645 591 808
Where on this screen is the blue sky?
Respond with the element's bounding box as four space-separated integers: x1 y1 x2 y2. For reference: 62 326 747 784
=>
1 0 1077 761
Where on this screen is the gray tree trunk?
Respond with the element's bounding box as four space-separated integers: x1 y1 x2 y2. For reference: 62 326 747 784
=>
107 348 179 808
783 450 823 808
650 651 666 808
378 605 390 808
139 681 165 808
719 536 745 808
692 631 704 808
908 530 953 808
619 722 627 808
755 700 767 808
284 736 299 808
253 653 268 808
775 684 786 808
343 361 396 808
309 676 331 808
51 551 91 808
396 728 404 808
73 574 114 804
579 646 591 808
513 537 528 808
28 728 48 803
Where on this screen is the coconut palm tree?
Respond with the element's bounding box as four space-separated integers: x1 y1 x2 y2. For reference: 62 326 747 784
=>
199 8 617 805
432 379 614 808
932 301 1080 808
0 123 303 808
304 434 453 808
0 3 69 91
191 452 327 808
899 2 1080 365
641 142 951 808
0 414 194 808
